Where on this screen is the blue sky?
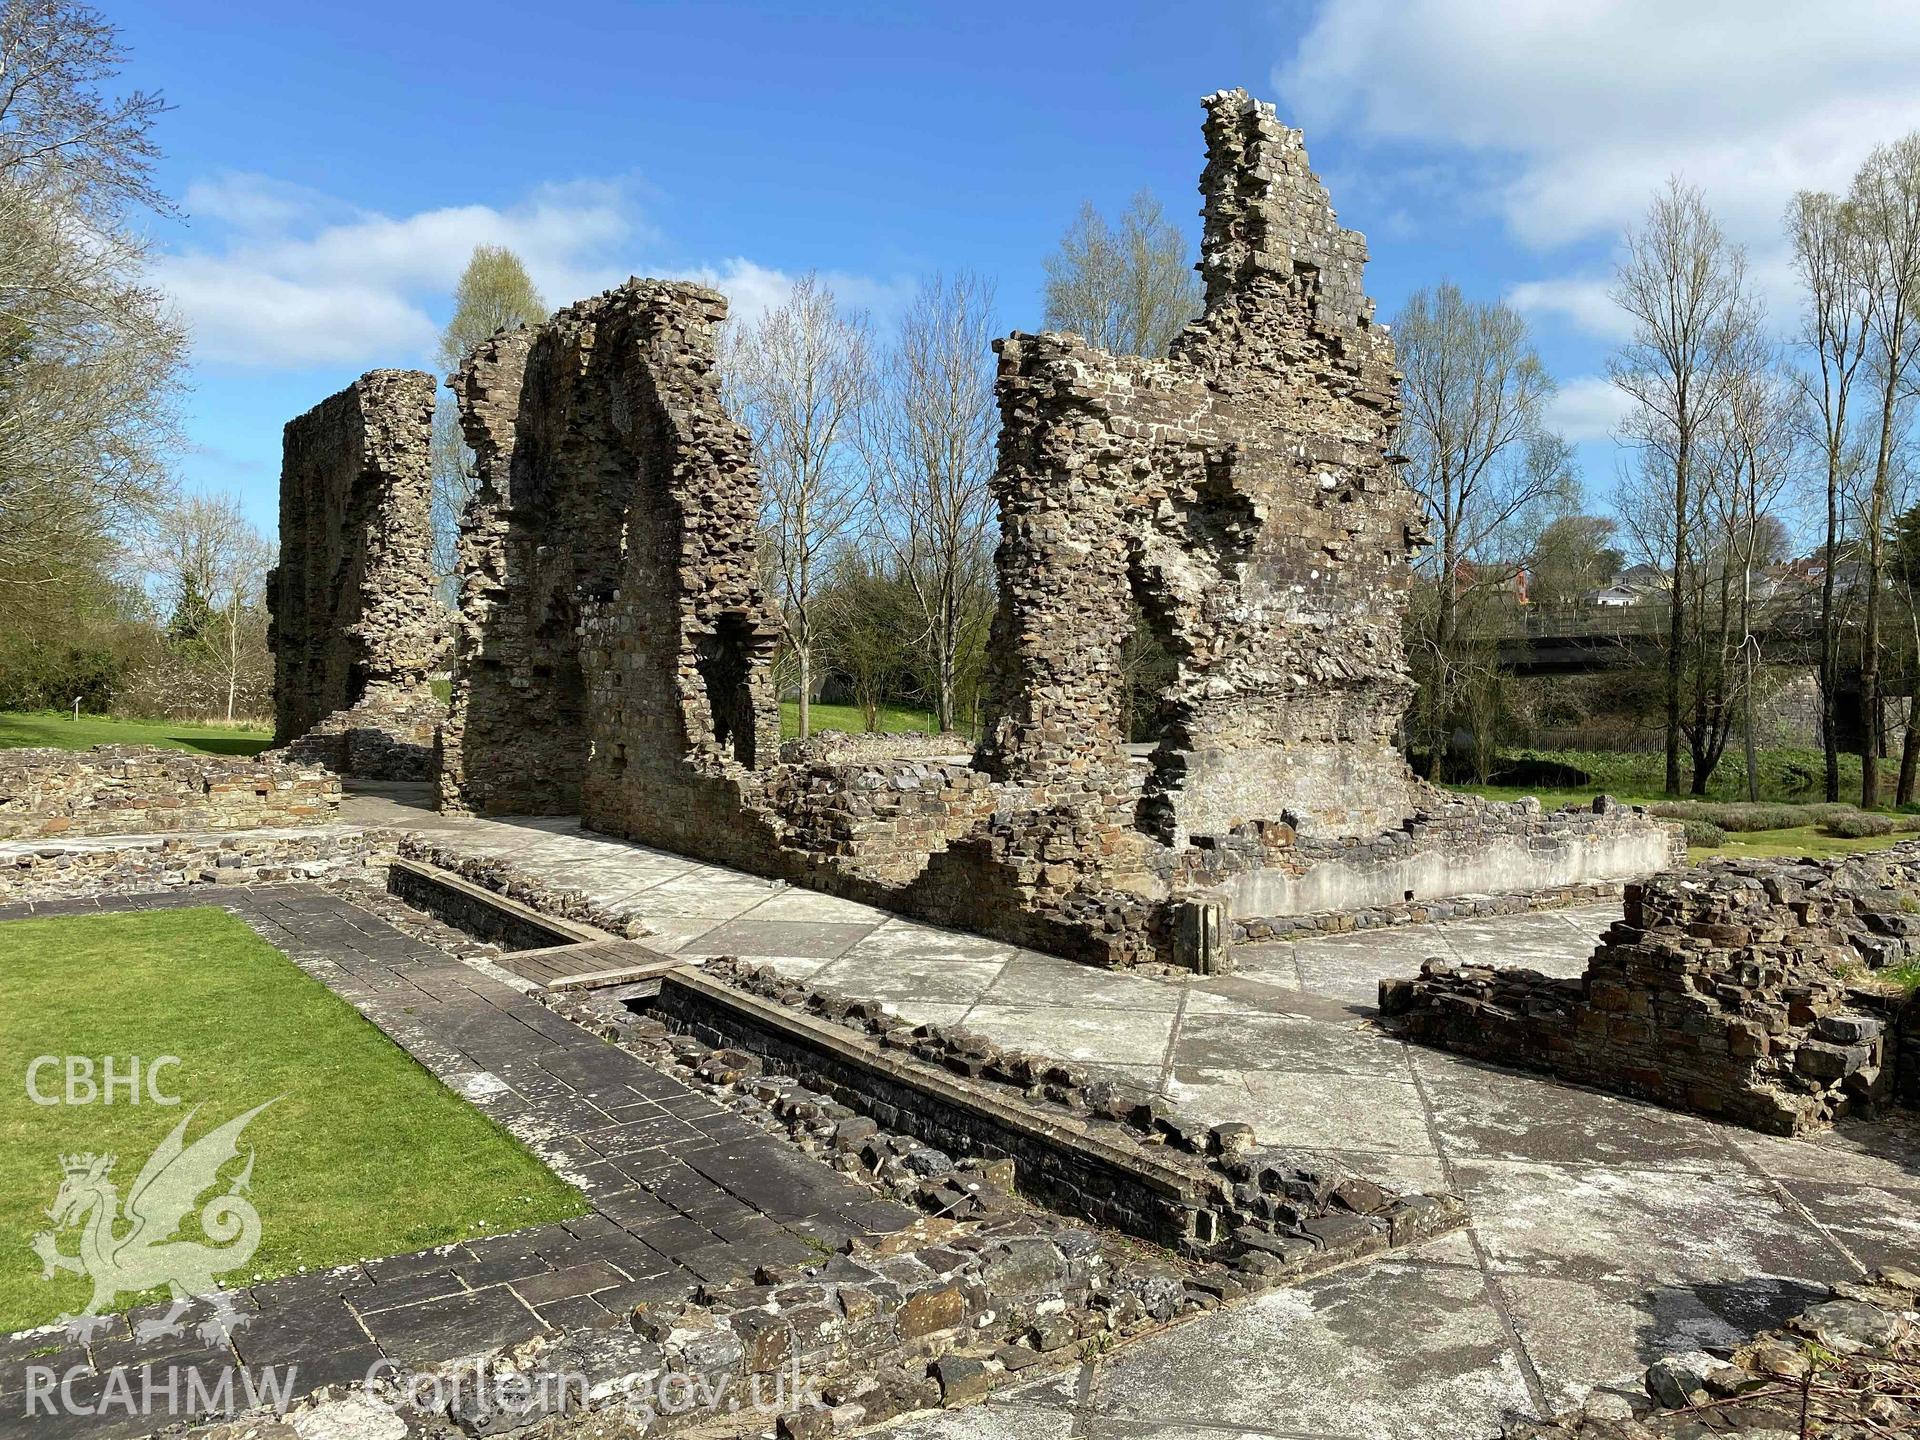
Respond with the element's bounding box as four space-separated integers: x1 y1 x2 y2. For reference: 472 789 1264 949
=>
113 1 1920 539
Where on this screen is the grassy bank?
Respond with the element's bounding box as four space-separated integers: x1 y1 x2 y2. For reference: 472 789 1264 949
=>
0 710 272 757
779 700 951 740
1442 746 1920 863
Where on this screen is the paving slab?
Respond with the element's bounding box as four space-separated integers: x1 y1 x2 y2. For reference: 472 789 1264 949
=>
1411 1050 1744 1173
1497 1273 1830 1412
319 800 1907 1435
1084 1254 1536 1440
1451 1157 1855 1287
677 917 879 960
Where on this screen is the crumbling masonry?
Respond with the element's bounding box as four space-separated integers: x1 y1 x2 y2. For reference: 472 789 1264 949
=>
267 368 443 780
1382 844 1920 1135
424 89 1675 968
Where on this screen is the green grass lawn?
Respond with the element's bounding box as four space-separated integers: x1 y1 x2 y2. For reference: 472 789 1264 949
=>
1442 746 1920 864
0 908 584 1332
779 700 953 739
1685 825 1916 863
1446 745 1860 807
0 710 272 758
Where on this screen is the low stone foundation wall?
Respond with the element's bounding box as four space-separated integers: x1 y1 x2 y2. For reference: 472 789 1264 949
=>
0 745 340 840
665 956 1466 1271
1235 877 1627 942
778 729 973 765
1381 844 1920 1135
266 685 442 781
0 826 389 902
766 759 998 885
1183 792 1683 928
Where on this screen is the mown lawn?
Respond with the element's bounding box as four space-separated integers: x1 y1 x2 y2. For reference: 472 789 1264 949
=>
779 700 953 739
0 710 272 758
1442 747 1919 864
6 702 961 754
1685 825 1917 863
1445 745 1860 807
0 908 584 1332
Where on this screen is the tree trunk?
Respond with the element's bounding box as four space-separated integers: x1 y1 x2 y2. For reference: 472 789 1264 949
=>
1864 369 1897 809
1820 452 1841 802
796 644 811 740
936 644 955 734
1898 690 1920 806
1667 459 1689 798
1742 647 1759 803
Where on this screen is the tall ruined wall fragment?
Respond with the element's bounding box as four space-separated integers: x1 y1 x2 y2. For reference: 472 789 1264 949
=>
438 283 781 821
427 93 1673 971
268 368 441 779
983 89 1419 843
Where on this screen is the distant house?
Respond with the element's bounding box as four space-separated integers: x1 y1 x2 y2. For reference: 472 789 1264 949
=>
1581 563 1667 607
1586 584 1641 607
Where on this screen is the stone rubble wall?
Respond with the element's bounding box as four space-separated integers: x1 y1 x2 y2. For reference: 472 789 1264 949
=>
267 688 443 781
0 824 385 902
267 368 442 779
0 745 340 841
1381 843 1920 1134
439 285 783 822
761 761 999 885
981 88 1416 848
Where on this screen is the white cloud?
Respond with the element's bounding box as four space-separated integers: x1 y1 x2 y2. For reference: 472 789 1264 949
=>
1276 0 1920 252
1508 276 1633 342
157 174 643 368
156 174 909 372
1547 374 1630 444
686 258 918 333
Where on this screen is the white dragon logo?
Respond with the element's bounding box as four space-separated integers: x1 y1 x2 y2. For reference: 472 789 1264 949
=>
29 1099 279 1345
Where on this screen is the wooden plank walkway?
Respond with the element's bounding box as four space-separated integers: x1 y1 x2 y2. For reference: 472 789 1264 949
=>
495 938 683 991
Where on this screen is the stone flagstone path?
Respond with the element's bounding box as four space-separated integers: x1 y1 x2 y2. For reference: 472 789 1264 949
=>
341 787 1920 1438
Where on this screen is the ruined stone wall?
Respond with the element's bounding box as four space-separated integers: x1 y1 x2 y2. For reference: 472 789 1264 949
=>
268 369 440 779
983 89 1419 845
438 287 782 822
0 745 340 840
576 283 784 852
1381 845 1920 1134
763 760 998 886
428 91 1673 970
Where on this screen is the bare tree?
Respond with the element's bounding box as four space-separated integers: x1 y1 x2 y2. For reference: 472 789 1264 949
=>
1717 362 1797 799
139 491 273 721
1395 281 1571 776
1610 179 1761 796
1043 191 1202 357
1848 135 1920 807
816 546 913 732
728 273 872 740
0 0 183 613
432 245 545 582
1789 188 1875 800
861 271 999 733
